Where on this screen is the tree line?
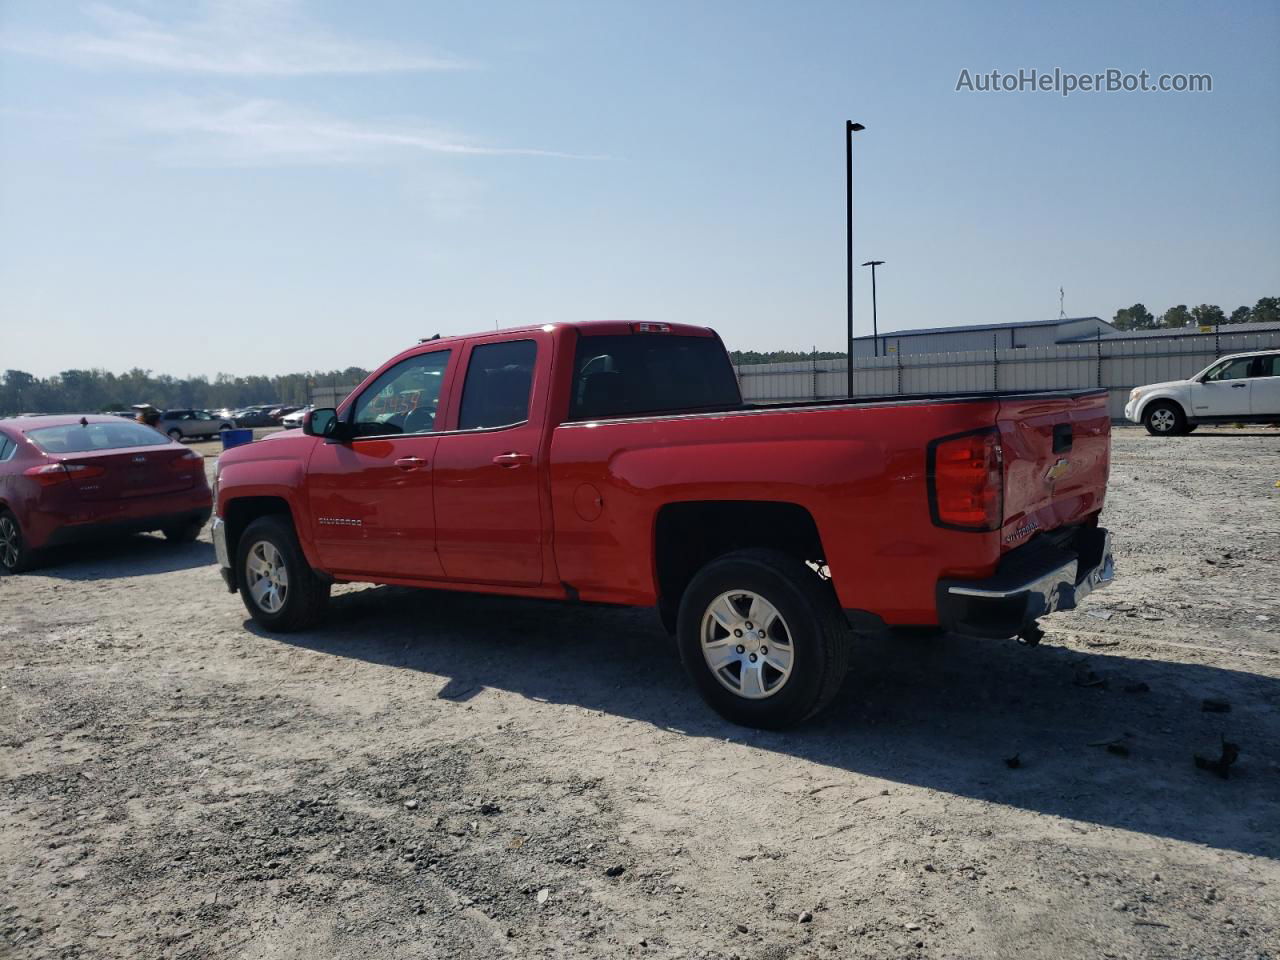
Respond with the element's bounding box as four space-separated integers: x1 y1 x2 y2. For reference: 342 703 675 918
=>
1112 296 1278 331
0 367 371 417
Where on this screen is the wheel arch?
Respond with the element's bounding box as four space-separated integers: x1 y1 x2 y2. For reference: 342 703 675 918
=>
652 500 827 633
1137 391 1189 422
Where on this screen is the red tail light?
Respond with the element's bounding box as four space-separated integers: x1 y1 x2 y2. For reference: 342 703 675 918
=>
632 322 671 334
927 429 1003 530
23 463 107 487
169 450 204 471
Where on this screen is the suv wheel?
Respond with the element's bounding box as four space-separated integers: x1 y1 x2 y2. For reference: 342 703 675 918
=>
1143 401 1186 436
0 509 35 574
236 515 330 631
676 548 851 729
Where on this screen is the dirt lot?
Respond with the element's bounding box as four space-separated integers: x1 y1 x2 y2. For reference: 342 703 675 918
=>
2 425 1278 960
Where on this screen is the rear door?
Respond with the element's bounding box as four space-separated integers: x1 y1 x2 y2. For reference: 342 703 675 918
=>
1190 357 1252 417
432 335 549 585
1248 354 1280 415
995 391 1110 550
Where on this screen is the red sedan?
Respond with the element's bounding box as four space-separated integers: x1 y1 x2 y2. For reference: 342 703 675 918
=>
0 415 212 573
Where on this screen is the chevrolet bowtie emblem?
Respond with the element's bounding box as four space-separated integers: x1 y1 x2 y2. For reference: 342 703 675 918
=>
1044 458 1071 483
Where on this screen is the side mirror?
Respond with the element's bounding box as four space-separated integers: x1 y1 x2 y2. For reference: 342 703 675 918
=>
304 408 345 440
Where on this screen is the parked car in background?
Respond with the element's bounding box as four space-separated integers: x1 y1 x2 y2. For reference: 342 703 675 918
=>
158 409 234 441
269 405 303 422
1125 350 1280 435
0 415 212 572
212 321 1115 728
279 406 312 429
233 406 280 428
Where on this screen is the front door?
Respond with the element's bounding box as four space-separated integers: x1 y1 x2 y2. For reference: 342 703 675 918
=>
307 348 453 579
433 337 546 585
1190 356 1252 417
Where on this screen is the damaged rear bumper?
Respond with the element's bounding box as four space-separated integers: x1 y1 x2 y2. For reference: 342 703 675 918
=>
937 526 1114 639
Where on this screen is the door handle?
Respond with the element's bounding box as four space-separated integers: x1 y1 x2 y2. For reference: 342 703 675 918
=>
492 451 533 467
395 456 426 470
1231 383 1248 389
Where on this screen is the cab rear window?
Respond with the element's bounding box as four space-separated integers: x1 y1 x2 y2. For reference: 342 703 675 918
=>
568 334 741 420
26 422 170 454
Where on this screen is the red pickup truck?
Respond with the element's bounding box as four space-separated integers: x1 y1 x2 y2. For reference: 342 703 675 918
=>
212 321 1114 728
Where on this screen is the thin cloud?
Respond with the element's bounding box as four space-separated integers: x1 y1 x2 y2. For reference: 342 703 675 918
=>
3 0 469 75
127 97 603 166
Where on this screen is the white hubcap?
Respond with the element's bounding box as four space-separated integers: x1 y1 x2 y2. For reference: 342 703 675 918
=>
0 517 19 569
245 540 289 613
701 590 795 699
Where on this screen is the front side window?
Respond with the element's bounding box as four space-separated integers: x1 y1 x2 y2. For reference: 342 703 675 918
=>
1205 358 1252 382
457 340 538 430
27 422 170 453
351 349 451 437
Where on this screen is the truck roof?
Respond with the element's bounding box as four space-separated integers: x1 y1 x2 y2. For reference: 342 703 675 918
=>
415 320 717 347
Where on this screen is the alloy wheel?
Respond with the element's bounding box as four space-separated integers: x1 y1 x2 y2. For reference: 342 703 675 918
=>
700 589 795 699
0 516 19 570
1150 408 1176 433
245 540 289 613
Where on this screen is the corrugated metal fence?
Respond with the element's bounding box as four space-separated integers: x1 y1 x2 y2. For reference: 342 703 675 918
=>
735 327 1280 418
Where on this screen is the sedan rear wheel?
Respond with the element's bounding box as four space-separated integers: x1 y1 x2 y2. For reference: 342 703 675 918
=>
0 510 35 574
167 428 183 441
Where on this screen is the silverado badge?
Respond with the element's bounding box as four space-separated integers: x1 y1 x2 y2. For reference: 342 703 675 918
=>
1044 458 1072 483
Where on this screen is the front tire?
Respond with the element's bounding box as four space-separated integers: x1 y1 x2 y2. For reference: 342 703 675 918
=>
235 515 330 631
676 548 851 729
1143 401 1186 436
0 509 35 574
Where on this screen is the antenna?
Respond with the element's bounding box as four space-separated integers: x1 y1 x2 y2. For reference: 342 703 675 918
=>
1058 287 1066 320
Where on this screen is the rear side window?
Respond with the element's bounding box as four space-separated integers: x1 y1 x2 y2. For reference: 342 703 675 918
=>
26 422 169 453
568 334 741 420
0 436 14 461
457 340 538 430
1249 355 1276 377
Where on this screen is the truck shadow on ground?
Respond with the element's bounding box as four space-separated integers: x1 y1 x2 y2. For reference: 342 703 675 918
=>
265 584 1280 860
32 535 215 580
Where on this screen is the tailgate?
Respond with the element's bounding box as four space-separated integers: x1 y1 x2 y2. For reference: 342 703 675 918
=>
996 390 1110 551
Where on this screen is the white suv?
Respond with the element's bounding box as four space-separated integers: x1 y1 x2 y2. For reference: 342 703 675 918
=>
1125 350 1280 435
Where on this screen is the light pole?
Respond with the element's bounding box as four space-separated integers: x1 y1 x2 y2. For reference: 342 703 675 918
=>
846 121 865 397
862 260 884 356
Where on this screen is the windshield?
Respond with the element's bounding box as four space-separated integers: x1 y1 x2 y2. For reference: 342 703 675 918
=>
568 334 741 420
27 421 170 454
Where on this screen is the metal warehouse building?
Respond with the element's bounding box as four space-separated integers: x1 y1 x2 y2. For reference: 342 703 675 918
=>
853 316 1116 358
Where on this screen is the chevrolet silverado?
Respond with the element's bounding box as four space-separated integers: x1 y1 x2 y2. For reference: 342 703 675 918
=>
211 321 1114 728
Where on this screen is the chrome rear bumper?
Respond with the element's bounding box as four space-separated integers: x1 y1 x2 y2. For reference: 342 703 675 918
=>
938 527 1114 639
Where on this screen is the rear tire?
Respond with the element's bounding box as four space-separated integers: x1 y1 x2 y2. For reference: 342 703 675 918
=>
0 509 35 574
162 518 204 543
236 515 330 632
167 428 183 441
676 548 851 729
1143 401 1185 436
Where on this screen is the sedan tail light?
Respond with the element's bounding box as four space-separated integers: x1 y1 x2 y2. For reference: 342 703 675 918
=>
927 429 1003 531
169 450 204 471
23 463 107 487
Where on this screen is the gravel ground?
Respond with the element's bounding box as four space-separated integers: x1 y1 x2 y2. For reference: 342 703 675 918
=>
2 425 1278 960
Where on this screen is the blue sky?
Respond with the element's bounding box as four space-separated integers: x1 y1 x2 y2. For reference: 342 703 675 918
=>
2 0 1277 378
